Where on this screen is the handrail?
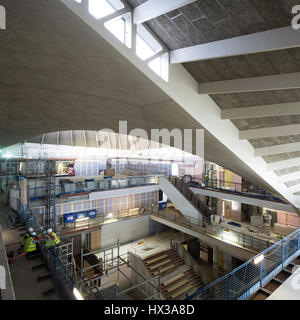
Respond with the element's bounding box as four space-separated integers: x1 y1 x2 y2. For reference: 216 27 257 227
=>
171 240 211 286
185 226 300 300
168 176 215 224
152 210 272 253
183 175 284 203
28 175 159 199
129 252 165 300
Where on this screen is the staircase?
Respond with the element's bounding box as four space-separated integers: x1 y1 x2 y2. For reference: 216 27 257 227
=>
143 248 205 300
160 176 212 226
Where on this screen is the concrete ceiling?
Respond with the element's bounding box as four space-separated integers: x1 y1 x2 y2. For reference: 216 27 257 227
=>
123 0 300 201
126 0 296 50
1 0 300 206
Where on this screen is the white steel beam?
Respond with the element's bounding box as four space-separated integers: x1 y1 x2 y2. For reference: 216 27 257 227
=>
221 102 300 120
255 142 300 157
239 124 300 140
287 184 300 194
268 157 300 171
133 0 196 24
279 171 300 183
171 26 300 63
198 72 300 95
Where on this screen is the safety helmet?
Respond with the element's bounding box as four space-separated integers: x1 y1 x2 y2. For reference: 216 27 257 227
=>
28 227 33 233
31 232 37 236
47 228 52 234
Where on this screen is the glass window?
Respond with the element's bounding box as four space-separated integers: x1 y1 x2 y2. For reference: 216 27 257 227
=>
105 18 125 43
136 33 155 60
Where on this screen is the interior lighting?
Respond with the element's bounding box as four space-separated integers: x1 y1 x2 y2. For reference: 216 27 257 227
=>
73 288 84 300
253 254 264 265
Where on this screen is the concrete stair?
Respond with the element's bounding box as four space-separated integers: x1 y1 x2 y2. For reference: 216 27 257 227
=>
143 249 204 300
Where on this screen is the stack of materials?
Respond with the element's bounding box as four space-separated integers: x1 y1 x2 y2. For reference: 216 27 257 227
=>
251 215 264 228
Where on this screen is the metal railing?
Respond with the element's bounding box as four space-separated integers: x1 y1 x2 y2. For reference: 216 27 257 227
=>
171 240 211 286
152 210 272 253
182 175 284 203
28 175 159 200
186 227 300 300
168 176 212 225
23 210 100 300
59 206 153 232
128 252 164 300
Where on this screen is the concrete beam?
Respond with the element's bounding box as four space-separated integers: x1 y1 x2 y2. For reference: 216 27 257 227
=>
150 215 255 261
255 142 300 157
240 124 300 140
279 171 300 183
171 26 300 63
198 72 300 95
268 157 300 171
288 184 300 194
221 102 300 120
190 187 297 214
133 0 196 24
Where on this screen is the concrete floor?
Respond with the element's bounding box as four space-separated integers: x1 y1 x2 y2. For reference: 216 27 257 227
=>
216 216 279 243
94 229 188 263
0 196 59 300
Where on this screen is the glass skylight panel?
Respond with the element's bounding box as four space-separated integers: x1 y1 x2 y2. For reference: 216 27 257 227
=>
148 53 169 82
89 0 115 19
135 24 162 60
105 18 125 44
136 33 155 60
148 57 161 75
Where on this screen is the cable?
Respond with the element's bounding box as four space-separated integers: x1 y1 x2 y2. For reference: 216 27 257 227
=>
7 252 26 260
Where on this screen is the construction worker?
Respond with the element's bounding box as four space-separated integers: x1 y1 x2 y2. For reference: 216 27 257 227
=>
20 227 33 251
45 228 61 248
24 232 39 257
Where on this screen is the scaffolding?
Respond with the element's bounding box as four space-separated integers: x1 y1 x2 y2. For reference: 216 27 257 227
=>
79 240 163 300
44 160 57 231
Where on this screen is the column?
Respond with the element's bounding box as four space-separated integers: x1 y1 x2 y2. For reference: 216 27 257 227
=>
213 245 219 279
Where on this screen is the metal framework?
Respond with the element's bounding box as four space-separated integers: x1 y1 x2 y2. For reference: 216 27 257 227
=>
44 160 57 231
80 240 162 300
186 227 300 300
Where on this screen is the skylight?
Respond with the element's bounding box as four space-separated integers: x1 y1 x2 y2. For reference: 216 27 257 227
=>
89 0 114 19
88 0 124 20
104 13 132 48
136 34 155 60
105 18 125 43
135 24 162 61
148 53 169 82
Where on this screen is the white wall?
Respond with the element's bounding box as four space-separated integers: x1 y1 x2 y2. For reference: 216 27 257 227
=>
101 215 150 248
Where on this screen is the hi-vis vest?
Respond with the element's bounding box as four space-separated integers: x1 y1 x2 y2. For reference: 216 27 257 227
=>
24 236 37 252
21 233 29 247
46 232 60 247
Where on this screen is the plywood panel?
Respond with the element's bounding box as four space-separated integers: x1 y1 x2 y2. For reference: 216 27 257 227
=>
91 229 101 251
